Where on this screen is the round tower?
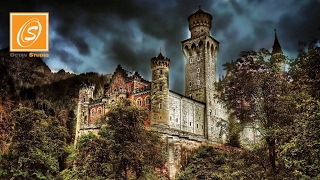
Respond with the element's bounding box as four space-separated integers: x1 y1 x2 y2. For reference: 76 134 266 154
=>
150 53 170 126
188 8 212 38
74 83 95 145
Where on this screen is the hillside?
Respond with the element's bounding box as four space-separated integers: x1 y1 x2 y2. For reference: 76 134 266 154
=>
0 47 75 89
0 47 112 149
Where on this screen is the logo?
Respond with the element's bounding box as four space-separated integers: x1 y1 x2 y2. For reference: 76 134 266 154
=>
10 12 49 52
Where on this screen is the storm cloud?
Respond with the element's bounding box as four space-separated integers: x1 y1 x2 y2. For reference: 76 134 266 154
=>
1 0 319 93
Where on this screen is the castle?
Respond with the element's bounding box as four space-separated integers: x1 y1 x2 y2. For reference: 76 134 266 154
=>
75 8 228 143
75 8 284 179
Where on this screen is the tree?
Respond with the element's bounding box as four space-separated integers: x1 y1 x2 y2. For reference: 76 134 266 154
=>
0 107 68 179
225 115 241 148
101 99 166 179
65 99 166 180
276 41 320 179
0 103 12 153
217 50 295 171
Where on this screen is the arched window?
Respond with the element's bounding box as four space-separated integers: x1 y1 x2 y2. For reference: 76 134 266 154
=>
160 69 163 74
190 58 193 64
91 109 95 116
189 81 192 87
137 98 142 106
197 80 200 85
159 103 162 109
98 108 102 115
83 97 86 102
159 85 163 91
197 68 200 73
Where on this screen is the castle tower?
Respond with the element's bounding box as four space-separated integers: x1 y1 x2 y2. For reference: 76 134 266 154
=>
150 53 170 126
270 29 285 72
74 83 95 145
182 8 219 140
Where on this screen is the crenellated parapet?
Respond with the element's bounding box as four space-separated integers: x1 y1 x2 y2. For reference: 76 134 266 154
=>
188 9 212 38
151 53 170 69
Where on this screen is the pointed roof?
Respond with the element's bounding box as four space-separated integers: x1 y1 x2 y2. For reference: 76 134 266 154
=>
157 52 164 59
271 29 283 55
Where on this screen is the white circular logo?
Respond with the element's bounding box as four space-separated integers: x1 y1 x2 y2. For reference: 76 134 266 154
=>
16 18 42 47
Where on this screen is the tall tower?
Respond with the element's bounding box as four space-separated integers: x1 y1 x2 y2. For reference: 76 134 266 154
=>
150 53 170 126
270 29 285 72
74 83 95 145
182 8 220 140
182 8 219 102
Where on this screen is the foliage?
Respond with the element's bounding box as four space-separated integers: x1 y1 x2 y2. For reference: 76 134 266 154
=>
217 49 295 171
225 116 241 148
176 145 303 180
64 99 166 180
0 107 68 179
276 42 320 179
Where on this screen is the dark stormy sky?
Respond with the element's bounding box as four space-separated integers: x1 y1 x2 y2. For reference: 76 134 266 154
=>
1 0 320 94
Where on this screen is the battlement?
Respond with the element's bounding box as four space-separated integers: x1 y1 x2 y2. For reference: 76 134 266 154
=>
151 53 170 69
187 9 212 38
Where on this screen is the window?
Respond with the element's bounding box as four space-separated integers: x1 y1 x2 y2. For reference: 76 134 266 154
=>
83 97 86 102
176 118 178 123
82 111 85 116
159 103 162 109
197 68 200 73
197 80 200 85
170 116 172 121
160 69 163 74
189 94 192 99
196 124 198 128
159 85 163 91
190 58 193 63
197 56 201 61
98 108 102 115
137 99 142 106
91 109 95 116
189 81 192 87
128 86 131 92
189 122 192 127
145 97 150 105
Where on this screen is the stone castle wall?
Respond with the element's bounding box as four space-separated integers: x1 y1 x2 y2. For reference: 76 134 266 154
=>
168 91 205 136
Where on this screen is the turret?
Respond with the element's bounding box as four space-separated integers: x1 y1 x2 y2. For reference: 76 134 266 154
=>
188 8 212 38
74 83 95 145
271 29 285 72
150 53 170 126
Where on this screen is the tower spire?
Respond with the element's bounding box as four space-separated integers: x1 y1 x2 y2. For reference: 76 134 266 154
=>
272 28 283 55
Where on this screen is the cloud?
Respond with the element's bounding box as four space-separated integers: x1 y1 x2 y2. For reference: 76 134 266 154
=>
1 0 319 94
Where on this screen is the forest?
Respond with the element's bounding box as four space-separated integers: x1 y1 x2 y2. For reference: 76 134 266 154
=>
0 37 319 179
